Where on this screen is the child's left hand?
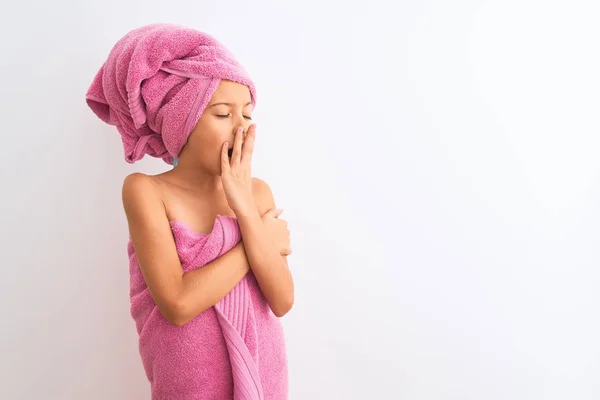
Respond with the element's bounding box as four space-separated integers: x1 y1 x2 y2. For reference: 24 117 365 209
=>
221 124 256 216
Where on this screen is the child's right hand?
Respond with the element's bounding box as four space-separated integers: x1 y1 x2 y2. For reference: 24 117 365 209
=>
261 208 292 256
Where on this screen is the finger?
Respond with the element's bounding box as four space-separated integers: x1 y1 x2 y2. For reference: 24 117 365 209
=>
241 125 256 165
264 208 284 218
232 127 244 166
221 142 231 174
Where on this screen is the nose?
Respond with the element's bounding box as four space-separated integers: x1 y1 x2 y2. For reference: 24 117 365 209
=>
228 126 245 147
234 121 251 138
230 113 252 142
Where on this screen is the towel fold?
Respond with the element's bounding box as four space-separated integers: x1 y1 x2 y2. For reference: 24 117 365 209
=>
85 23 257 165
128 215 287 399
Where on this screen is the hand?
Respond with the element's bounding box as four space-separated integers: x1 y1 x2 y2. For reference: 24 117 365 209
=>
261 208 292 256
221 125 256 216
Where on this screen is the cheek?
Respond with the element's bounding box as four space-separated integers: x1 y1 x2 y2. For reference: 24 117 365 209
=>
193 122 226 145
191 116 235 155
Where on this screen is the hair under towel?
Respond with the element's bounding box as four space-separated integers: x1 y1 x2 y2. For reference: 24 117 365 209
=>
85 23 257 165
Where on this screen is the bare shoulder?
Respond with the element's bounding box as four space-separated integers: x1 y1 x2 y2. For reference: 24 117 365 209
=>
122 172 158 202
123 172 155 190
252 177 276 214
251 176 272 195
122 172 164 218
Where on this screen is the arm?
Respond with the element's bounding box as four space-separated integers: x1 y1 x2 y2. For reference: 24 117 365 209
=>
122 173 250 326
235 178 294 317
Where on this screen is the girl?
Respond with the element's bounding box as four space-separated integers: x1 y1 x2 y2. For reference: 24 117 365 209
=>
86 23 293 400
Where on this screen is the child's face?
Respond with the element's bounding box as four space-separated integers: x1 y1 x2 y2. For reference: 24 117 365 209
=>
183 80 254 173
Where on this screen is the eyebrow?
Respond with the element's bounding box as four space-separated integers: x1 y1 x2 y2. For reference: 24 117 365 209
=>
207 102 252 108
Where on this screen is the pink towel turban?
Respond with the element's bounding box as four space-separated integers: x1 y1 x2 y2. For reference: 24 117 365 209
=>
85 23 257 165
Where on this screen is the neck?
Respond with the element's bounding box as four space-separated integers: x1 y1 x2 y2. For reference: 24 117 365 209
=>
165 161 223 194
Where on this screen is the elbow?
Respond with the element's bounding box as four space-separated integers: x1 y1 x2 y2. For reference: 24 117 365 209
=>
168 314 190 327
162 298 194 327
272 295 294 318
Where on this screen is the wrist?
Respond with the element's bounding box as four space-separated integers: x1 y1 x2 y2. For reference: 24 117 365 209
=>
231 194 256 216
235 207 261 223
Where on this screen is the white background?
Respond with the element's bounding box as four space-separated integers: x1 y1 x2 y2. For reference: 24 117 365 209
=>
1 0 599 399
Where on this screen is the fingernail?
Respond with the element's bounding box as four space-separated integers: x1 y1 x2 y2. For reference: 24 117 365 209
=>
238 127 244 134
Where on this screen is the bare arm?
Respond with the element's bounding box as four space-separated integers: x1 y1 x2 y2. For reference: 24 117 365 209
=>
235 178 294 317
122 173 250 326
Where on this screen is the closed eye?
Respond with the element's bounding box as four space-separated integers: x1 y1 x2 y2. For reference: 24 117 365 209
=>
216 114 252 120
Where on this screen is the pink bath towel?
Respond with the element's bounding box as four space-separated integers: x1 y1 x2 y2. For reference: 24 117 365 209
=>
128 214 288 399
85 23 256 165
